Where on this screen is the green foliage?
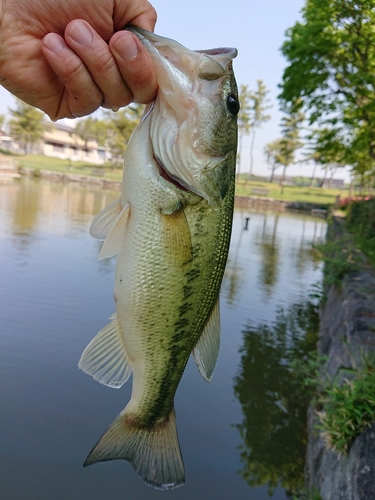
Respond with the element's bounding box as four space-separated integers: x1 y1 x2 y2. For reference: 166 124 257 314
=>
313 237 360 289
279 0 375 176
279 108 305 186
292 489 322 500
0 114 5 130
264 139 286 182
75 117 108 147
104 105 143 164
9 99 45 153
346 198 375 265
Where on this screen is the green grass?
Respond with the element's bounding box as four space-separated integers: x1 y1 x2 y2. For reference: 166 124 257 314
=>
236 178 345 205
14 154 123 181
317 355 375 455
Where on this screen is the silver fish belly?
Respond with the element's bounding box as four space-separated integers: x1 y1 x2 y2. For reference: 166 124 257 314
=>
79 28 238 490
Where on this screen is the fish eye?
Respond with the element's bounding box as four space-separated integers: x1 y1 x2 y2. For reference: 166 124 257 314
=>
227 95 240 116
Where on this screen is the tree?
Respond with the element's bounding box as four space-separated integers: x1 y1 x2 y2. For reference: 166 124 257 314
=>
278 108 304 191
308 128 347 186
279 0 375 177
248 80 272 179
75 117 108 148
104 104 143 165
8 99 45 153
264 139 284 183
0 114 5 131
237 84 252 179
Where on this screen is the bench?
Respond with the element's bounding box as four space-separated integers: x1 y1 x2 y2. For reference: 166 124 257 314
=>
251 188 269 196
91 168 105 177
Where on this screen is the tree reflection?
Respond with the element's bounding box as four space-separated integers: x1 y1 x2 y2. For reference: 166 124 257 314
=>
233 297 320 497
12 178 40 233
258 214 280 291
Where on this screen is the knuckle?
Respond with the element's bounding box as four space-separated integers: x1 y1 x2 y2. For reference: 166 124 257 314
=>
63 55 85 82
91 49 116 77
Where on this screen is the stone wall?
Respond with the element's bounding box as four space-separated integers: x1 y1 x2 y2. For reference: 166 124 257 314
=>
305 217 375 499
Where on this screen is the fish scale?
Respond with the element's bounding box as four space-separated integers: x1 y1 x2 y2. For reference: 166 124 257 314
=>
78 27 238 489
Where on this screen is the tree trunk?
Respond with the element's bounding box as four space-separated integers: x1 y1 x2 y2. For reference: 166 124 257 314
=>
280 165 287 194
320 168 328 187
236 131 243 182
309 163 318 187
269 164 276 183
247 129 256 183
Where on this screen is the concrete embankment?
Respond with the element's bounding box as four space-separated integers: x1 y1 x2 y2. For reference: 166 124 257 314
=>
306 217 375 499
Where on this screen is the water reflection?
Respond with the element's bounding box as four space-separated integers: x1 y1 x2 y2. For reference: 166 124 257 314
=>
233 297 320 498
258 214 280 291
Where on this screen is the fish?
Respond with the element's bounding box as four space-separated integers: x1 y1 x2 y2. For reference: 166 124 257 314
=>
78 27 238 489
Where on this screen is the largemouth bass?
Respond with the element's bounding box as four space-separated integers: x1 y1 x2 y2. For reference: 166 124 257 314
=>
79 28 238 489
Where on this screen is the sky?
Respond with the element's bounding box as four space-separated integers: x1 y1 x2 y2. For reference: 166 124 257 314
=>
0 0 352 181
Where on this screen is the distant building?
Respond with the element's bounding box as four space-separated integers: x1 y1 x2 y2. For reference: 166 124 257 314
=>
0 129 12 151
271 175 296 186
6 122 111 164
41 122 110 164
321 178 345 189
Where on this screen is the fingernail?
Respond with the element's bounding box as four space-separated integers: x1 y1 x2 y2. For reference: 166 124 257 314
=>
69 20 93 46
43 33 65 54
113 33 139 61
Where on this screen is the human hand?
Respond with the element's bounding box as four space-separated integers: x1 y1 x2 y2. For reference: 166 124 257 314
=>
0 0 157 120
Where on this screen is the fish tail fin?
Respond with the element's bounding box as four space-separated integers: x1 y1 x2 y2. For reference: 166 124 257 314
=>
84 407 185 490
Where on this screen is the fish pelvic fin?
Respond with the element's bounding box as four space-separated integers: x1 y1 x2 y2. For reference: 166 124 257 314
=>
98 202 130 260
78 313 132 388
89 199 122 241
84 407 185 490
193 297 220 382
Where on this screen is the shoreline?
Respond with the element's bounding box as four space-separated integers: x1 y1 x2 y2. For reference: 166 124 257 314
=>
18 167 330 215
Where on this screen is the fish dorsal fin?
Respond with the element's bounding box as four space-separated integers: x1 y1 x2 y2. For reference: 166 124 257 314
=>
78 312 132 388
89 199 123 240
98 202 130 260
193 297 220 382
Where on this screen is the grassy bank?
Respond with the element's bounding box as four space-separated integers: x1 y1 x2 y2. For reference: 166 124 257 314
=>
236 179 345 205
6 153 347 205
15 154 123 181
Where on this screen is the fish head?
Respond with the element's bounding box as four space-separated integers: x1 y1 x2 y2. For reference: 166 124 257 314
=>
127 28 238 209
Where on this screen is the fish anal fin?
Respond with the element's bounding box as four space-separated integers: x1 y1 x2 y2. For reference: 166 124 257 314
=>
98 202 130 260
161 207 192 266
84 407 185 490
193 297 220 382
90 199 123 240
78 312 132 388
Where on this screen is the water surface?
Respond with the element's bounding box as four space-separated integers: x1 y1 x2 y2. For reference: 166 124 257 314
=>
0 178 325 499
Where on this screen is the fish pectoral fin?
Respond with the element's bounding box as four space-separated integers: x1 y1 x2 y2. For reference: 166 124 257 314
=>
78 312 132 388
193 297 220 382
84 407 185 490
89 198 123 240
161 206 192 266
98 202 130 260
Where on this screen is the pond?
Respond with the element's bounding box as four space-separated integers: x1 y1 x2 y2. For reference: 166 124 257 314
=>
0 177 326 499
